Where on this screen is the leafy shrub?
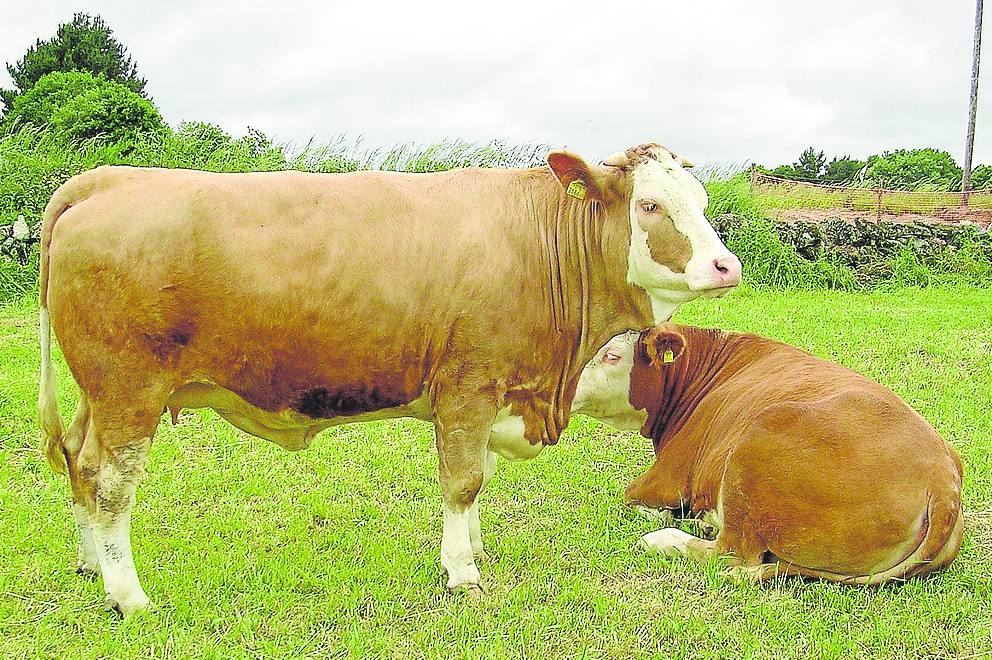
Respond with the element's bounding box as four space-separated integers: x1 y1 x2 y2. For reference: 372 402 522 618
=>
1 71 98 130
2 71 164 147
822 157 865 184
49 80 164 145
969 164 992 190
865 148 963 190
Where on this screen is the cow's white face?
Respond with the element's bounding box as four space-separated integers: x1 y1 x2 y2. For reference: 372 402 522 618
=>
619 145 741 323
547 143 742 325
571 332 645 431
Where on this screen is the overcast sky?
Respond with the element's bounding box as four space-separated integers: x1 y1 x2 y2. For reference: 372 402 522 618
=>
1 1 988 169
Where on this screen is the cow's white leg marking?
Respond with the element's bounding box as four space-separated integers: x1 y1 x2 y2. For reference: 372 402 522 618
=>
89 439 152 615
72 503 100 576
638 528 700 557
468 450 497 558
441 504 481 592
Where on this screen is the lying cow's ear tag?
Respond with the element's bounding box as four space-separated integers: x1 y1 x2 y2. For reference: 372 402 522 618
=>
566 179 587 200
663 349 675 363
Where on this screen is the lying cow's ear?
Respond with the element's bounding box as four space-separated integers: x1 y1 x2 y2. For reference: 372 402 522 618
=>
643 330 686 368
547 150 607 202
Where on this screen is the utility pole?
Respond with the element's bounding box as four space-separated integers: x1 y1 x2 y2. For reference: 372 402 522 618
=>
962 0 984 206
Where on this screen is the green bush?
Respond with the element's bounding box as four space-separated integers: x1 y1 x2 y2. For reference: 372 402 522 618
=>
2 71 164 147
1 71 97 130
865 148 963 190
969 164 992 190
51 82 163 146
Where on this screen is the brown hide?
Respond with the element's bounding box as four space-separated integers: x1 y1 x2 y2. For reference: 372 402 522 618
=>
625 323 964 582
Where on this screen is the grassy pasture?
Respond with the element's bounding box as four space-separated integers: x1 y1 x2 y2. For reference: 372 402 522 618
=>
1 286 991 659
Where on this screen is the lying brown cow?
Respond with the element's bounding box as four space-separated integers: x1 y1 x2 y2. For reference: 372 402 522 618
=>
572 324 964 583
38 144 741 613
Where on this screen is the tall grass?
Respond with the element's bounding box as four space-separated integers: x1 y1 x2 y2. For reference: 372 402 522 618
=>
719 218 858 290
2 128 990 301
0 124 548 228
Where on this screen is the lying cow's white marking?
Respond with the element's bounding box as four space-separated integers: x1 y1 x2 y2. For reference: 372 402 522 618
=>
572 333 647 431
639 528 697 557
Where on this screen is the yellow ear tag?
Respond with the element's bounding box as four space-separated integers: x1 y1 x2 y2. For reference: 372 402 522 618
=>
566 179 587 199
663 349 675 363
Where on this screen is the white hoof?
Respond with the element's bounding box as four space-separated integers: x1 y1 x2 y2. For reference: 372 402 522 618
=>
638 528 697 557
444 562 481 592
103 589 151 617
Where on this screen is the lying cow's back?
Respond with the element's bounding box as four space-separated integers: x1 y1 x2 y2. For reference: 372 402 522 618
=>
634 331 954 512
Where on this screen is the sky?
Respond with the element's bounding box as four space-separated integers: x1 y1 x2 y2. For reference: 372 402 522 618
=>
1 0 989 169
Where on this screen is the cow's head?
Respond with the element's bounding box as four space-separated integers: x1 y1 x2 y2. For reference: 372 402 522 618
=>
547 143 741 323
571 325 688 431
571 332 646 431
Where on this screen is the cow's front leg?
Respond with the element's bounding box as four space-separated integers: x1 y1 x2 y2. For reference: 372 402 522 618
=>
468 450 497 559
434 395 497 597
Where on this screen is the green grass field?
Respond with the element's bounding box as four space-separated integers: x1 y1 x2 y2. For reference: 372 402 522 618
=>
1 286 991 659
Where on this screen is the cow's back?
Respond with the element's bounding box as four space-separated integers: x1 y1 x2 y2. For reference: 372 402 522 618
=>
46 165 548 420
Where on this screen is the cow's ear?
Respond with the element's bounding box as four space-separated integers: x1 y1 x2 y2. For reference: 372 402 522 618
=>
547 150 607 202
643 329 686 368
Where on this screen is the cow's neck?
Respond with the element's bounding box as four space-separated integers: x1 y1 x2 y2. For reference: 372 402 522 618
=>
535 181 652 354
525 174 652 438
639 329 744 452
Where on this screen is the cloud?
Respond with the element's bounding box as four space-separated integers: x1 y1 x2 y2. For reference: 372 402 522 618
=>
1 0 988 167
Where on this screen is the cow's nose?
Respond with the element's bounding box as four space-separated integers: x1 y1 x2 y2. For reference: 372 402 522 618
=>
713 254 742 286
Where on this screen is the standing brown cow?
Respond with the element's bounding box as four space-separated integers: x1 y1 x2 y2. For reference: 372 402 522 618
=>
38 144 740 613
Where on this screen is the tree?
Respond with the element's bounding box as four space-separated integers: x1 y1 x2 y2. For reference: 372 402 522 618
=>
865 149 963 190
822 156 866 184
2 13 146 114
792 147 827 181
771 164 799 179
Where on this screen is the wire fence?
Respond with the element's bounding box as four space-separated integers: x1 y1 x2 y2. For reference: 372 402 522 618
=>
750 169 992 223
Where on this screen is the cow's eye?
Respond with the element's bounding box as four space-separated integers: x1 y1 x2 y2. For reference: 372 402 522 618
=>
641 202 658 213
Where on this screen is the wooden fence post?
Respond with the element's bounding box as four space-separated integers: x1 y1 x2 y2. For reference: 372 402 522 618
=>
876 187 883 222
750 164 758 191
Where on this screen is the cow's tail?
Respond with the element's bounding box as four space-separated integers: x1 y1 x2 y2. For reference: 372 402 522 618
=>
38 306 66 474
38 169 103 474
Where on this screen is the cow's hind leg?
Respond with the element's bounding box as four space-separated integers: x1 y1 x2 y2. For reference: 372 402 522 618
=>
62 396 101 578
75 398 163 616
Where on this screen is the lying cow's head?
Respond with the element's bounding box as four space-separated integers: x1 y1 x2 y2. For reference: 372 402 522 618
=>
571 325 689 431
547 143 741 322
571 332 646 431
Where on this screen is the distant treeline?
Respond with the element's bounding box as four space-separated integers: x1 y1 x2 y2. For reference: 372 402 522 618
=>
756 147 991 191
